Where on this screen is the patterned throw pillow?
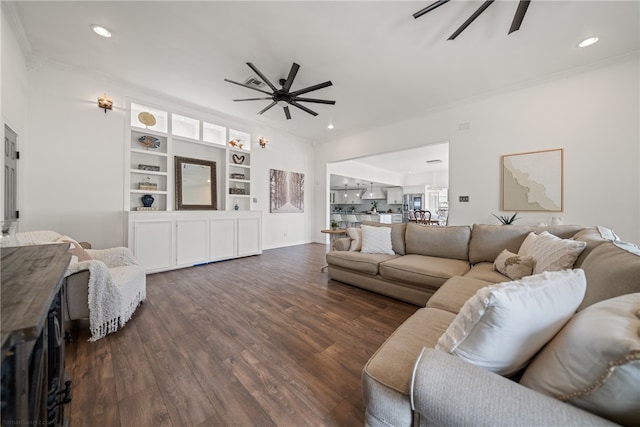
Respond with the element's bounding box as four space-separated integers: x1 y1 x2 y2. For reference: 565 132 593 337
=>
493 249 534 280
520 293 640 427
57 235 92 263
521 231 587 274
360 225 394 255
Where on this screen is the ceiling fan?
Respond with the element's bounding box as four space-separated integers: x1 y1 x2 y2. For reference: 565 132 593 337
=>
413 0 531 40
224 62 335 120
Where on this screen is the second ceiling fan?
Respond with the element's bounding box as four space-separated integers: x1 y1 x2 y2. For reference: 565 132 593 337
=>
225 62 335 120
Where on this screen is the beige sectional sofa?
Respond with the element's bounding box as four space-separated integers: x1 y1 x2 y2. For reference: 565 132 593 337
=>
326 223 640 426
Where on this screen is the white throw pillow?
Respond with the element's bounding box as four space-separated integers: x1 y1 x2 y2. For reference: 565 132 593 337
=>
520 293 640 427
518 231 538 255
360 225 394 255
523 231 587 274
347 227 362 251
493 249 534 280
435 269 587 376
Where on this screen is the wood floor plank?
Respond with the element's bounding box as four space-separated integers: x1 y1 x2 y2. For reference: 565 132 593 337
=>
64 243 416 426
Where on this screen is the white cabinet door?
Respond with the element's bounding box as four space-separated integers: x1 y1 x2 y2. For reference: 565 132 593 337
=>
210 218 237 260
238 217 261 256
176 219 209 266
387 187 403 204
133 220 174 271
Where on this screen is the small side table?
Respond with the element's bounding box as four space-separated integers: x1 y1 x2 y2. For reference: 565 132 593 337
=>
320 228 348 271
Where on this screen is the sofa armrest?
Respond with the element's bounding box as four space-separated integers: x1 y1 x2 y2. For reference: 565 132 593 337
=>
86 247 139 267
410 348 617 427
333 237 351 251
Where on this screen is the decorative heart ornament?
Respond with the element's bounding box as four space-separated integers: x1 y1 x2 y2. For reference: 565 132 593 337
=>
232 154 245 164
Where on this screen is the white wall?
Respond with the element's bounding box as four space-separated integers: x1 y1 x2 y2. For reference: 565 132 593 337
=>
315 56 640 244
1 6 29 220
21 63 314 249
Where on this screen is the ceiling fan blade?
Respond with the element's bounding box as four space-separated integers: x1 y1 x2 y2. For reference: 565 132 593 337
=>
257 101 277 115
224 78 273 96
282 63 300 92
448 0 495 40
284 106 292 120
293 97 336 105
290 101 318 117
246 62 278 92
290 81 333 97
413 0 450 19
233 97 273 102
508 0 531 34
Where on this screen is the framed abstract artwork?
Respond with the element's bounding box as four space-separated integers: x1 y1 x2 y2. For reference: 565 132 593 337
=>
501 148 563 212
270 169 304 213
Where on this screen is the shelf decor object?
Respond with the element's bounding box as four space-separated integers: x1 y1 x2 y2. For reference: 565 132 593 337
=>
232 154 245 165
501 148 563 212
137 111 157 127
138 135 161 149
270 169 304 213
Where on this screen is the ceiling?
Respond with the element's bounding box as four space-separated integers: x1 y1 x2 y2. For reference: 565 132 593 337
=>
8 1 639 144
329 142 449 189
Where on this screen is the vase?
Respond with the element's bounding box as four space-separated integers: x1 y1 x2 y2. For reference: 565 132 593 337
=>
234 203 240 211
141 194 154 207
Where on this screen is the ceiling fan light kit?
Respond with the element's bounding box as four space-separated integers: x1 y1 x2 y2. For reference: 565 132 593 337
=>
225 62 335 120
414 0 531 40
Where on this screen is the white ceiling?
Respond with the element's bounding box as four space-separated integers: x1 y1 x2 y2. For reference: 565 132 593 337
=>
9 0 639 147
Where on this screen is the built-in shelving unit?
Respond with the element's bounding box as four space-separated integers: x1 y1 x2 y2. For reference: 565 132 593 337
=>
125 101 253 212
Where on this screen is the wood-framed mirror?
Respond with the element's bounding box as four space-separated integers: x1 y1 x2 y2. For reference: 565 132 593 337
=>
175 156 217 210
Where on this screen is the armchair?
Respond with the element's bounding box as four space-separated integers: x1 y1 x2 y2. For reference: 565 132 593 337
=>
14 231 146 341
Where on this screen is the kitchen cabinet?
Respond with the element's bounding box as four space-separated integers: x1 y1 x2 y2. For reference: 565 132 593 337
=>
387 187 403 204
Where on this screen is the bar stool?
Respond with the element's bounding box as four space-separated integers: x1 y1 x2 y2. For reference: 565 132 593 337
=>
360 215 372 223
331 213 345 229
345 214 360 228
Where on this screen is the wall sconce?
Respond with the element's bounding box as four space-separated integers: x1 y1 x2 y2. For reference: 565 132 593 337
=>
258 136 268 149
98 94 113 113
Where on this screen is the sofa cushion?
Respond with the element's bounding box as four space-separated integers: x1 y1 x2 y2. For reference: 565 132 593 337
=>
361 221 407 255
347 227 362 251
405 223 471 261
325 250 399 275
435 270 587 376
520 293 640 427
571 226 618 268
426 276 491 314
364 307 456 395
464 262 510 283
468 224 535 264
361 225 394 255
493 249 534 280
379 255 470 290
578 241 640 311
523 231 587 274
468 224 586 265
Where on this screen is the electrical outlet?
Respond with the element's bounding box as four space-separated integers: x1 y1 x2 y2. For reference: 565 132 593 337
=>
459 196 469 202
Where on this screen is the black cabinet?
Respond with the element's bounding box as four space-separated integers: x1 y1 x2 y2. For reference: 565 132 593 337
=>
1 244 72 426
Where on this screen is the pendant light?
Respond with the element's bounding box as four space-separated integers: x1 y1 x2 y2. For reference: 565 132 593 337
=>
356 183 361 198
344 184 348 198
369 182 374 197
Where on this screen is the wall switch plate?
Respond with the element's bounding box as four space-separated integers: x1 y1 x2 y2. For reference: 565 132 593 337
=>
253 197 257 203
459 196 469 202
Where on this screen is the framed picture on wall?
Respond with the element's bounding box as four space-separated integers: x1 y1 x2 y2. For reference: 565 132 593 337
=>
502 148 563 212
270 169 304 213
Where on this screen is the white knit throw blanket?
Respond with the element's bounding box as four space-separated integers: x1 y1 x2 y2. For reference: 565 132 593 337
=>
67 260 144 341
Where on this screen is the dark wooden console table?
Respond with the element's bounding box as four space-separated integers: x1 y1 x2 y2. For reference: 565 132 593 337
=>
1 243 72 426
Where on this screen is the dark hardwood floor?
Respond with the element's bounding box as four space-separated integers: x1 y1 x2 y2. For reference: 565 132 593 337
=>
65 243 417 426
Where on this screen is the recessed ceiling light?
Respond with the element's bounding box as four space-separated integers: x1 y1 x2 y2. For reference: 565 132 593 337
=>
91 24 111 38
578 36 599 48
327 124 334 129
